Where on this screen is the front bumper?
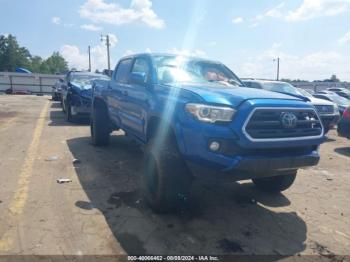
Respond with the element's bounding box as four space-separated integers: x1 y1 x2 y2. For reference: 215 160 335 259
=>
70 94 92 117
320 114 340 129
176 99 324 179
187 152 319 181
71 105 91 116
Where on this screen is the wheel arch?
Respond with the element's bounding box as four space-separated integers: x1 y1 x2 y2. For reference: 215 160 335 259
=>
146 116 186 154
92 97 108 110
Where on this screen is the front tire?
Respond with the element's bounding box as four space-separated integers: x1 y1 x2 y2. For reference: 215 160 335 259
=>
91 104 110 146
143 136 192 213
252 171 297 193
65 101 73 122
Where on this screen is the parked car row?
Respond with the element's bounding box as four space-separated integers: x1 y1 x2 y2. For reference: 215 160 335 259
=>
52 71 110 122
314 91 350 115
327 87 350 100
338 107 350 139
50 54 350 213
306 88 350 139
242 80 341 134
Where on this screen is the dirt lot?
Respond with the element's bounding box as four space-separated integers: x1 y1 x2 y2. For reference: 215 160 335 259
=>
0 95 349 259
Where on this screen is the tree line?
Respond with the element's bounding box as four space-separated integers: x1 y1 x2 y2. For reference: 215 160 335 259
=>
0 34 68 74
281 74 341 83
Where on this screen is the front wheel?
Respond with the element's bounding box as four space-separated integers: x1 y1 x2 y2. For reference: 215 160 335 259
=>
252 171 297 193
65 101 73 122
91 105 110 146
143 137 192 213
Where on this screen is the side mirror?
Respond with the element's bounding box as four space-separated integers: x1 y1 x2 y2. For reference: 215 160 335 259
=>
129 72 146 85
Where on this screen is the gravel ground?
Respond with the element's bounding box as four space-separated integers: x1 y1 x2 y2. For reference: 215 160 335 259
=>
0 95 349 261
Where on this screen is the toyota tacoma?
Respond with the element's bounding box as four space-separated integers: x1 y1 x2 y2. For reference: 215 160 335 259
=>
91 54 325 212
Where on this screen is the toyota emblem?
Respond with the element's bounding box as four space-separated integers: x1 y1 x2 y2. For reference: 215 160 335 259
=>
281 112 298 129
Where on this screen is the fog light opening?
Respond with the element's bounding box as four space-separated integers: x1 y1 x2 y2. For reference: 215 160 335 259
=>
209 141 220 152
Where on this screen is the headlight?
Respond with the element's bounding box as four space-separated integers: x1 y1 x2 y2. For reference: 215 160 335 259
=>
185 103 235 123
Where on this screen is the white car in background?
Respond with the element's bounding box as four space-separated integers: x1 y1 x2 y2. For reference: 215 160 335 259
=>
242 80 340 134
298 88 340 133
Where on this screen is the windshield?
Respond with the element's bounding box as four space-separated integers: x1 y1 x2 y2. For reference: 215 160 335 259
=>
153 56 242 87
297 88 314 98
329 88 350 95
71 74 110 89
261 82 301 96
327 94 350 105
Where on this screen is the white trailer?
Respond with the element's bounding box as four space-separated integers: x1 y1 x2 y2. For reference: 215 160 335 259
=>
0 72 63 94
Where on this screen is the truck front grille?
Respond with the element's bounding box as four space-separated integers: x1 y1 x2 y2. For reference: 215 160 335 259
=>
244 108 323 140
315 105 334 115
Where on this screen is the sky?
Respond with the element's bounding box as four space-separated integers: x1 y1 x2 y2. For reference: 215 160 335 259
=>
1 0 350 81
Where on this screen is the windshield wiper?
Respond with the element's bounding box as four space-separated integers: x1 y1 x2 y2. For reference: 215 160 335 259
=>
228 79 244 87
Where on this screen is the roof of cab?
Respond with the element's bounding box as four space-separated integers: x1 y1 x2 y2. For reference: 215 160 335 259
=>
120 52 221 63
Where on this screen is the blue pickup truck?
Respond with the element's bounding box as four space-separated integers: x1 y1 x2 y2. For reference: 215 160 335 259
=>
91 53 325 212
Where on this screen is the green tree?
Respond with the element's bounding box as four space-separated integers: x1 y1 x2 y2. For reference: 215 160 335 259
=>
29 56 43 73
280 78 291 82
40 52 68 74
330 74 340 82
0 34 32 71
0 34 69 74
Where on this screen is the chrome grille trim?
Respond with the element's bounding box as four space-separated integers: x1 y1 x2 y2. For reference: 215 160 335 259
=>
242 107 324 142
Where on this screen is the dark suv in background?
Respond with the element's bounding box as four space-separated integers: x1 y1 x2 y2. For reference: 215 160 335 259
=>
61 71 110 122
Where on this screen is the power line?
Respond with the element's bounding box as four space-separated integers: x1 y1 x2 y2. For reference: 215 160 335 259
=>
88 45 91 72
273 57 280 81
101 34 111 71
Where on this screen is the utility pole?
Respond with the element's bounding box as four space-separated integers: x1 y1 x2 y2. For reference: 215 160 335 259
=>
101 34 111 71
88 45 91 72
274 57 280 81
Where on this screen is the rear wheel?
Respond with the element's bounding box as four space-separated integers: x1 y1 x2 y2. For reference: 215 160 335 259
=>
143 135 192 213
65 100 73 122
252 171 297 193
62 98 66 112
91 104 110 146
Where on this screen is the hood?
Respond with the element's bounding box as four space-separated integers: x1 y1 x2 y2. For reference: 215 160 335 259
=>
79 88 93 99
173 82 301 107
70 83 93 99
307 96 334 106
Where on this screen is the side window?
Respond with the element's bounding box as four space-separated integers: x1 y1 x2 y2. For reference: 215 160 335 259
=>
66 72 71 82
244 82 251 87
131 58 150 84
251 82 262 89
316 95 330 101
115 59 132 84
